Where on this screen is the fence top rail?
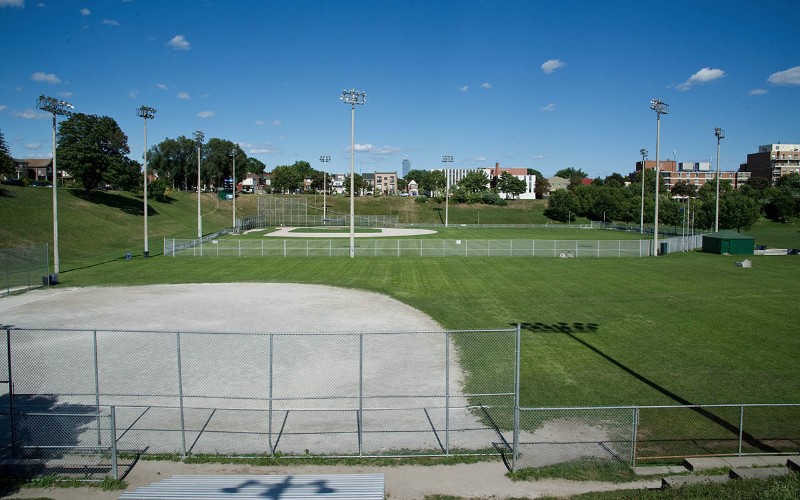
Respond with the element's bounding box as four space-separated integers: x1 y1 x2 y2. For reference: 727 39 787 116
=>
519 403 800 411
7 326 517 336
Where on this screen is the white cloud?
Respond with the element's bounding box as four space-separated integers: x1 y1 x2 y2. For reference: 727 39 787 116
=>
532 155 547 160
155 83 168 90
197 111 214 118
128 90 138 99
541 59 565 74
14 109 46 119
749 88 768 95
79 7 90 15
480 82 492 89
474 156 487 162
177 92 191 100
102 18 120 26
541 103 556 112
767 65 800 86
26 143 42 150
31 71 61 84
0 105 6 112
374 146 400 155
0 0 25 7
459 85 468 92
167 34 190 51
354 143 373 152
37 2 45 7
57 91 73 98
272 119 281 127
255 120 265 126
250 148 273 154
677 67 726 91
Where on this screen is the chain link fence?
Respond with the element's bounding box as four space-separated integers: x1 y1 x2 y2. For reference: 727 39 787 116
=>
2 327 518 478
165 238 653 258
0 245 49 296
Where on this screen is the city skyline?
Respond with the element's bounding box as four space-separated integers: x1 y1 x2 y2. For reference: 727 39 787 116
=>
1 0 798 178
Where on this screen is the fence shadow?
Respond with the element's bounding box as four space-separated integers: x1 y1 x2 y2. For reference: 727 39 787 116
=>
72 189 162 216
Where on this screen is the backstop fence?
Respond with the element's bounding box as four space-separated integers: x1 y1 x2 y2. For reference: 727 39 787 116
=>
165 238 656 258
0 245 49 296
3 326 793 479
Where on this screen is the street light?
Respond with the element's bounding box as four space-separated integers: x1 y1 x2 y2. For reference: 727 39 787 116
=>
442 155 453 227
320 155 330 224
36 95 73 281
229 148 237 233
194 130 204 239
639 148 648 234
650 98 669 256
340 88 366 258
714 127 725 233
137 106 157 258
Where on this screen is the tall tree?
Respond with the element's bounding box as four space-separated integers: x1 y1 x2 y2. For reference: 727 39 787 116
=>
544 189 578 222
0 129 14 178
459 170 489 194
57 113 130 192
554 167 587 180
245 156 267 175
203 138 245 189
271 164 304 193
497 171 527 199
534 176 550 199
148 135 197 190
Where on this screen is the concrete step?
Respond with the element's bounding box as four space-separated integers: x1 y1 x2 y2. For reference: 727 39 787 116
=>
787 456 800 471
634 465 688 476
730 466 791 480
684 455 797 471
661 474 728 488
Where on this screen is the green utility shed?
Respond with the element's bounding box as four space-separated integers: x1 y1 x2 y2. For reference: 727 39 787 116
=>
702 230 755 255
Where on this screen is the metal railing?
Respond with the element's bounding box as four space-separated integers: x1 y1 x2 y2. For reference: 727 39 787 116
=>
0 245 49 296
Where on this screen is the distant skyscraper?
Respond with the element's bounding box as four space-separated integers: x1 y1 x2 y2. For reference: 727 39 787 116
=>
402 157 411 178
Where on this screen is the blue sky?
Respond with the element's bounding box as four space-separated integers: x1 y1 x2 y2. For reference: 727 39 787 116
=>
1 0 798 178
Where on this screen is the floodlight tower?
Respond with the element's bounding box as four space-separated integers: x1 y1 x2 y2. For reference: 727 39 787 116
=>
36 95 74 281
229 148 237 233
194 131 204 238
650 98 669 256
714 127 725 233
320 155 330 223
137 105 157 258
340 89 367 258
442 155 453 227
639 148 648 234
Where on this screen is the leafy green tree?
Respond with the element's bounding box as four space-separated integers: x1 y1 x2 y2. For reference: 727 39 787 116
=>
344 173 365 195
671 180 698 198
745 176 770 191
527 168 544 178
720 191 761 231
272 164 304 193
697 178 733 201
459 170 489 194
604 173 627 188
762 187 798 223
0 129 14 178
534 176 550 199
497 171 527 199
427 169 446 198
544 189 577 222
245 157 267 175
554 167 587 180
203 139 245 189
775 172 800 190
57 113 130 193
148 135 196 190
106 156 141 191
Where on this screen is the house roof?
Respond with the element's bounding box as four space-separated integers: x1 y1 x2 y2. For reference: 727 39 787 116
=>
14 158 52 167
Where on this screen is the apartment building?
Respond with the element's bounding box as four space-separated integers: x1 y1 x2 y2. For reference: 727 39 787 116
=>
739 143 800 185
635 160 750 191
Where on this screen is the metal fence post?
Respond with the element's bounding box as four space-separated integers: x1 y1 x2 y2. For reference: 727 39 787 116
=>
93 331 101 445
110 405 118 480
738 405 744 456
268 333 274 456
176 332 187 457
512 323 521 470
6 328 15 457
445 331 450 456
632 407 639 467
358 333 364 457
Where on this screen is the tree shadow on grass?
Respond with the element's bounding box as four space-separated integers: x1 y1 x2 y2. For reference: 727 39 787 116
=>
71 189 162 216
518 321 779 453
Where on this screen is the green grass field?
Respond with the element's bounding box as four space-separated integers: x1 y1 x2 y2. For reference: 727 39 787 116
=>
2 187 799 409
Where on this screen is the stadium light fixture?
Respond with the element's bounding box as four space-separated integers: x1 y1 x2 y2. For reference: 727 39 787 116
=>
442 155 453 228
137 105 157 258
714 127 725 233
36 95 74 281
340 89 367 258
320 155 330 224
193 130 204 239
650 98 669 256
639 148 648 234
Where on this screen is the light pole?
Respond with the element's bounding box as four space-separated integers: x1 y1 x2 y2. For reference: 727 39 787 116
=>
194 131 204 238
650 98 669 256
442 155 453 227
137 106 157 258
639 148 648 234
340 89 366 258
229 148 237 233
36 95 73 281
714 127 725 233
320 155 330 225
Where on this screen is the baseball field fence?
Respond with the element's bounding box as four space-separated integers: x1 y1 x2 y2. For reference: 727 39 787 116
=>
0 245 50 296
